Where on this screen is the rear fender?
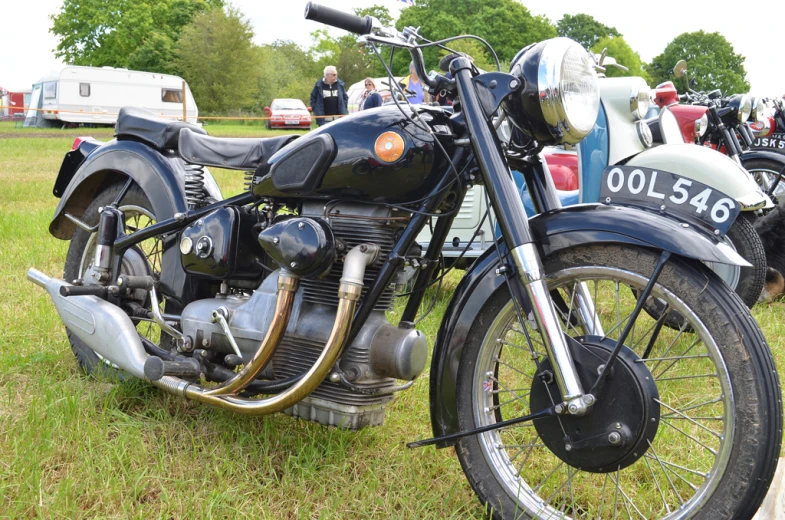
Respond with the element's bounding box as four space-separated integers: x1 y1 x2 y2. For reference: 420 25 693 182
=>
50 140 189 240
49 140 193 303
429 203 746 445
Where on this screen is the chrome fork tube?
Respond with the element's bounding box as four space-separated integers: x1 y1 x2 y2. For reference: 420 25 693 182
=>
575 282 604 336
512 244 589 414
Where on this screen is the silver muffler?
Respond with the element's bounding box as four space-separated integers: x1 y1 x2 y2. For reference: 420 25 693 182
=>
27 268 148 379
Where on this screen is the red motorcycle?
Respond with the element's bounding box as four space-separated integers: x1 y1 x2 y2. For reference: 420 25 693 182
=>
652 61 785 199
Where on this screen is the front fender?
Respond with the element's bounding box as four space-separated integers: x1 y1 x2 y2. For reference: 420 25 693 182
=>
429 203 746 446
741 149 785 167
627 144 768 209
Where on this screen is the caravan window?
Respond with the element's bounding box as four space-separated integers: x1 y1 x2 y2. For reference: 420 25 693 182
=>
162 89 183 103
43 82 57 100
79 83 90 97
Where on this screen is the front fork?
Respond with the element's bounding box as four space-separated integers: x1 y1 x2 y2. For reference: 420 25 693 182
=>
451 60 593 415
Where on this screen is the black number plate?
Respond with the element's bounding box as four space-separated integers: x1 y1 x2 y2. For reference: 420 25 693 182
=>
753 133 785 152
599 165 740 236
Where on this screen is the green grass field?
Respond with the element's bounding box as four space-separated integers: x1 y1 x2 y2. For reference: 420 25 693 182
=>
1 126 784 518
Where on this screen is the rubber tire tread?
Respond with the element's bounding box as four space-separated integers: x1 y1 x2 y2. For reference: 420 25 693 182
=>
62 181 155 378
726 213 766 308
453 245 782 520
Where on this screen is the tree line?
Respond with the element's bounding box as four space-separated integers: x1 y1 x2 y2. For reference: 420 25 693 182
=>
50 0 751 115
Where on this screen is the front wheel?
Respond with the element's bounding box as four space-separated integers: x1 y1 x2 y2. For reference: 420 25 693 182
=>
743 157 785 201
455 244 781 519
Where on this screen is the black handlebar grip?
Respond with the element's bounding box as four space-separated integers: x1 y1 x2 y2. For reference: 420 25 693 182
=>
304 2 372 35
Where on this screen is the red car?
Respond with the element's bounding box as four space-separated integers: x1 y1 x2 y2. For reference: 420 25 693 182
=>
264 98 312 130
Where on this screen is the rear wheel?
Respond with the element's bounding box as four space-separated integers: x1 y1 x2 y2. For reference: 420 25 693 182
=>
455 245 781 519
62 181 167 377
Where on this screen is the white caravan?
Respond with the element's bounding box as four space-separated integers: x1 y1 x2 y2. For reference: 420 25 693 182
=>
25 66 198 127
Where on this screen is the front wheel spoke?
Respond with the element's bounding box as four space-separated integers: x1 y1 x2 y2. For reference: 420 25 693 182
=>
532 460 565 494
643 455 672 515
660 419 718 456
636 354 710 363
598 472 609 518
652 338 700 379
666 396 723 416
647 440 687 505
643 454 709 480
494 357 534 380
654 398 722 438
649 321 691 373
655 373 718 382
610 473 646 519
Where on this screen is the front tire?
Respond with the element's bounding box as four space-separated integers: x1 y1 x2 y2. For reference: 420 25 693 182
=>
455 245 781 519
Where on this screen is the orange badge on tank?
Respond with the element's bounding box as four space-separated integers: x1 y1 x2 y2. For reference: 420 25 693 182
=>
374 131 405 163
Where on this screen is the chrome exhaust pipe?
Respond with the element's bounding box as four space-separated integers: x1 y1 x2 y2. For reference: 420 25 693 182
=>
153 244 380 415
202 272 299 396
27 268 149 379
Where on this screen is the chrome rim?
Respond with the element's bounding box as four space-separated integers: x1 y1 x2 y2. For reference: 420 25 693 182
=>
472 265 733 519
703 234 739 291
749 167 785 198
78 204 163 362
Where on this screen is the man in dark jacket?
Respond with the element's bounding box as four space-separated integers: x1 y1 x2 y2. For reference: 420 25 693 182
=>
310 65 348 126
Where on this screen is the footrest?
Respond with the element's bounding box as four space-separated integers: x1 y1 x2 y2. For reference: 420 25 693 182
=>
144 356 202 381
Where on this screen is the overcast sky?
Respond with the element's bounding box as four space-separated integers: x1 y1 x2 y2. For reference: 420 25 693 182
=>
2 0 784 96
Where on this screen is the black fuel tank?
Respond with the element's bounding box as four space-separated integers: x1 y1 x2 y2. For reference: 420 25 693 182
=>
253 105 456 202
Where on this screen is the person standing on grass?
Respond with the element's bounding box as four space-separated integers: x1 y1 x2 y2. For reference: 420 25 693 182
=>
310 65 348 126
359 78 383 111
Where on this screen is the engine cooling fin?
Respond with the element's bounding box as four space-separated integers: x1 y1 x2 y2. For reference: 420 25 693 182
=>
300 215 397 311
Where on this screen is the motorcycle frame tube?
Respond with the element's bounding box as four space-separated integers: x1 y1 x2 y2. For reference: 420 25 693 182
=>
347 148 470 344
451 57 588 413
401 210 460 322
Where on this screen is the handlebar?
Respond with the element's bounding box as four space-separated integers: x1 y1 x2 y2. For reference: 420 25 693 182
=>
304 2 373 35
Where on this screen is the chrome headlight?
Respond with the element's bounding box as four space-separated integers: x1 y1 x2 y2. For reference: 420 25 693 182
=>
728 94 752 123
752 97 768 122
630 80 651 120
504 38 600 145
695 113 709 137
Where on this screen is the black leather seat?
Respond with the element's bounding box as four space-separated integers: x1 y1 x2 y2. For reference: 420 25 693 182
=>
115 107 207 150
178 128 298 171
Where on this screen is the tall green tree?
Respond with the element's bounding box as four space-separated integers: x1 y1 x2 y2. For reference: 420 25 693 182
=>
175 7 259 114
395 0 557 73
591 36 651 83
557 13 620 50
50 0 222 75
256 41 318 109
649 31 749 93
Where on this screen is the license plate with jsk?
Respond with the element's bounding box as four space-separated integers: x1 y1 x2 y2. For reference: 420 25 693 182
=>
599 165 740 236
285 120 300 125
753 134 785 151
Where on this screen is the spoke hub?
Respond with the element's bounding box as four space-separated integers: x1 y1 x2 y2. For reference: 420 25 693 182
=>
530 336 660 473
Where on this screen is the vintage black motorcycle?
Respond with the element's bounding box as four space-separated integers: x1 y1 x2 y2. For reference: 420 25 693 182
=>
29 4 781 519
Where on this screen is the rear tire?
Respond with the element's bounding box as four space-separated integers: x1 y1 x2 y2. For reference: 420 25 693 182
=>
455 244 781 519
